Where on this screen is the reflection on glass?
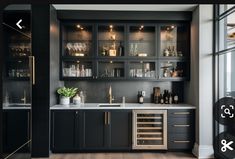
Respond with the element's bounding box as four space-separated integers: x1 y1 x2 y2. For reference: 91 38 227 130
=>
219 11 235 51
218 52 235 98
219 4 235 15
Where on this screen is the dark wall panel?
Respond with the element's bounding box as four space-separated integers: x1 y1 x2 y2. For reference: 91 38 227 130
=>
65 81 184 103
31 5 50 157
50 5 63 106
0 8 3 159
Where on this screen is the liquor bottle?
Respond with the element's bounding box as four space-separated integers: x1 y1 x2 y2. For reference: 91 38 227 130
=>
138 91 144 104
174 94 179 104
76 64 80 77
118 42 124 56
163 90 166 103
160 94 164 104
81 65 85 77
169 92 173 104
165 90 169 104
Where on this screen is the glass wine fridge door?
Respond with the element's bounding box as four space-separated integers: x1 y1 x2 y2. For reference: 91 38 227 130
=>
2 5 32 159
132 110 167 150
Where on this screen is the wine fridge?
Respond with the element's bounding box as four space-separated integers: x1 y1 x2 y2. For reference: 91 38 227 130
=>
132 110 167 150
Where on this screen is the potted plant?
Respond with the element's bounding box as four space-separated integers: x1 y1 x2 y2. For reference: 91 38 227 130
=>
57 87 78 105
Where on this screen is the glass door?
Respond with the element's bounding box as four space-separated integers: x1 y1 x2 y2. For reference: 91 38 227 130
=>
2 5 32 159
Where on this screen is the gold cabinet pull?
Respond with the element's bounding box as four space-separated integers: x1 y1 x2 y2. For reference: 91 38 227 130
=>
29 56 35 85
174 140 190 143
107 112 110 125
173 124 190 127
104 112 107 125
173 112 190 115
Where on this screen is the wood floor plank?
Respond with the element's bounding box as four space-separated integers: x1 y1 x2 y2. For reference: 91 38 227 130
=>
31 152 197 159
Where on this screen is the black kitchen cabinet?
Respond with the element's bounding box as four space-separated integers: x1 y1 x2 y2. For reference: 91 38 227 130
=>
51 110 132 152
3 109 30 153
109 110 132 149
167 109 195 150
81 110 106 149
51 110 80 152
81 110 132 150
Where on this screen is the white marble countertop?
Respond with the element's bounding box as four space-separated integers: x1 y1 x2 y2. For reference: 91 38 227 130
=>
51 103 196 110
3 103 31 110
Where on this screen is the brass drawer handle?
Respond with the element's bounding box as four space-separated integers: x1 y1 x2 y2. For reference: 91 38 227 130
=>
173 112 190 115
174 140 190 143
104 112 107 125
107 112 110 125
173 124 190 127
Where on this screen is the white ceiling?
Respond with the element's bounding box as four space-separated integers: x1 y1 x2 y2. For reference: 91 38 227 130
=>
53 5 198 11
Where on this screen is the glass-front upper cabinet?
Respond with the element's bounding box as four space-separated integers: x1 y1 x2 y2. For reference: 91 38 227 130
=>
62 60 93 78
129 61 156 79
159 61 188 80
128 25 155 57
98 61 124 78
160 24 189 58
4 11 31 80
98 24 125 57
62 23 93 57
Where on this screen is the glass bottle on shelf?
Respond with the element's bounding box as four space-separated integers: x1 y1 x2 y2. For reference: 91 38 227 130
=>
118 42 124 56
80 65 85 77
76 64 80 77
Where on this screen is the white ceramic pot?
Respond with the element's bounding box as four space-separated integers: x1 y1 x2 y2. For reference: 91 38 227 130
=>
60 96 70 105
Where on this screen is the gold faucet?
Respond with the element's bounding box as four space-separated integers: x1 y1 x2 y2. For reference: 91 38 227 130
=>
21 90 27 104
108 85 114 104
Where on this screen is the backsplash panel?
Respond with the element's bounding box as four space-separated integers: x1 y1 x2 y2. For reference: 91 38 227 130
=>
65 81 184 103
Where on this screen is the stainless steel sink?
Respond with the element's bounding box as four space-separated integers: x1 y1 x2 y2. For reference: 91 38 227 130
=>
98 103 121 107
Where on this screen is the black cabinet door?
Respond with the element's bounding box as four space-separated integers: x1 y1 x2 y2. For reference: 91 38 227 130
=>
82 110 106 150
3 110 30 153
51 110 77 151
109 110 132 150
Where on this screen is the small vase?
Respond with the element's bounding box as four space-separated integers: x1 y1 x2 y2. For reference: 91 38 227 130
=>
60 96 70 105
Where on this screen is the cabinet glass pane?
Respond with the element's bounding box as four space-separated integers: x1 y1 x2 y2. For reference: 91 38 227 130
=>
129 25 155 57
2 5 32 159
98 24 125 57
159 61 187 79
62 61 93 77
98 61 124 78
62 23 93 57
7 60 30 78
160 25 188 57
129 62 155 78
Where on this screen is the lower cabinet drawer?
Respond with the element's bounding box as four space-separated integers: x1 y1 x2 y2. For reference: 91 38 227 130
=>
168 133 194 150
168 117 194 133
168 109 195 118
